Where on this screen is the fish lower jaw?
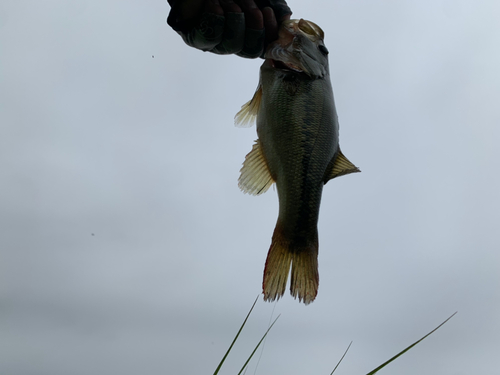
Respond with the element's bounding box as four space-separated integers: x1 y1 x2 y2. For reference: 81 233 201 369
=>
271 59 303 73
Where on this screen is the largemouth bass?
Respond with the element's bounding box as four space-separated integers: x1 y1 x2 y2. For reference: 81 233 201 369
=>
235 19 360 304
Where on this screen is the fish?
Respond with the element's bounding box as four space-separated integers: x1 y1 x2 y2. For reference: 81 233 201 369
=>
235 19 360 304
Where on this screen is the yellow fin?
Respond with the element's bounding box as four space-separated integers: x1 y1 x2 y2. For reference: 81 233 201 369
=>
324 149 360 183
234 84 262 128
238 140 274 195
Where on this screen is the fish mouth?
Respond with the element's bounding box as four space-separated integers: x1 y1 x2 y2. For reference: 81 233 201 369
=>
271 59 304 73
264 19 328 78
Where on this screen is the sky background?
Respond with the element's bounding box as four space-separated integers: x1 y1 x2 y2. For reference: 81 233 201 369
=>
1 0 499 374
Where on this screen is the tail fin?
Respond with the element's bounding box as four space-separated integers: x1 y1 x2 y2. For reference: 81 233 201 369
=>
262 224 319 305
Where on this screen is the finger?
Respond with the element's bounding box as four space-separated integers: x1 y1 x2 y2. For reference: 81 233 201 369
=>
280 12 291 22
238 0 264 30
266 0 292 21
219 0 242 13
177 0 206 22
211 11 246 54
262 6 278 45
179 0 226 51
236 27 265 58
211 0 247 54
186 11 226 50
204 0 224 16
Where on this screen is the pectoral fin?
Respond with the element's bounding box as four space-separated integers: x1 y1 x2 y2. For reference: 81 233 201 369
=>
238 140 274 195
324 149 360 184
234 84 263 128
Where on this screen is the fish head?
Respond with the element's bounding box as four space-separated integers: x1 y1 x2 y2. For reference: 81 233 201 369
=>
264 19 329 79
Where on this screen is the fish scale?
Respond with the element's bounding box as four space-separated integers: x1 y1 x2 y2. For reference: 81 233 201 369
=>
259 74 334 241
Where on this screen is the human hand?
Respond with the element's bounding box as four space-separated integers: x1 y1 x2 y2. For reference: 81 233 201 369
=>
167 0 292 58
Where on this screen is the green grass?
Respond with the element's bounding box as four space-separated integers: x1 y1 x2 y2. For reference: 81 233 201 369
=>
213 297 456 375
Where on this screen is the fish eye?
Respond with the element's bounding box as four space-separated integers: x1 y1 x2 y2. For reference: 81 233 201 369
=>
319 45 329 55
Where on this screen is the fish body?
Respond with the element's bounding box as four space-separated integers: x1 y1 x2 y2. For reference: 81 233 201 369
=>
235 19 359 304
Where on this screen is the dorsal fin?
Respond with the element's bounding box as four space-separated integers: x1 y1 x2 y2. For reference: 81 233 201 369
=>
324 149 360 183
234 84 263 128
238 140 274 195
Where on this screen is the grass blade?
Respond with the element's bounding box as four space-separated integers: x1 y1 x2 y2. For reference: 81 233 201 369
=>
329 341 353 375
366 312 457 375
213 296 259 375
237 314 280 375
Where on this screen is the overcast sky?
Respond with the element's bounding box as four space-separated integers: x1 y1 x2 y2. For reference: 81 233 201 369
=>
1 0 499 374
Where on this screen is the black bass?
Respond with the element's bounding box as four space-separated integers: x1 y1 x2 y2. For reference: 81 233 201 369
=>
235 19 359 304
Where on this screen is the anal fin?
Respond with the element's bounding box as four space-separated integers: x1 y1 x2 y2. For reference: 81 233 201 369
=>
238 140 274 195
324 149 360 183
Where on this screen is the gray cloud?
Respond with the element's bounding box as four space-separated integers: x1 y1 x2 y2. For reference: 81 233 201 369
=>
1 1 499 374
